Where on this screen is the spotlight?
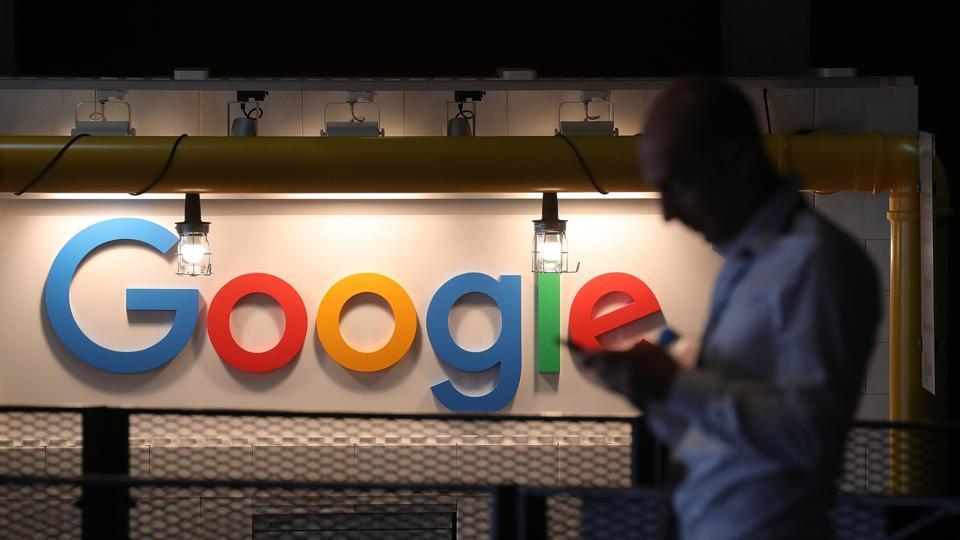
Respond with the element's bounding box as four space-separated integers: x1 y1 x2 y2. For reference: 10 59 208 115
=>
556 91 618 137
72 90 136 136
228 91 268 137
322 91 384 137
446 91 485 137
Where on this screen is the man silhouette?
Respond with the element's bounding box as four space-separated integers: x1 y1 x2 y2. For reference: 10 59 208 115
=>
573 77 881 540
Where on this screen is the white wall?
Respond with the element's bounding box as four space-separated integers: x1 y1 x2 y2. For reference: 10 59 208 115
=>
0 197 719 413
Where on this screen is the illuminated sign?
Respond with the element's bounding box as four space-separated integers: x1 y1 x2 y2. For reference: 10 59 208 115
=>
44 218 662 412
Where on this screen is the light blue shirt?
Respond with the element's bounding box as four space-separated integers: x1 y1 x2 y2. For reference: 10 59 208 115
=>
645 187 881 540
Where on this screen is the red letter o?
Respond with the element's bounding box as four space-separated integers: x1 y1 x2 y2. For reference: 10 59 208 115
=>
207 273 308 373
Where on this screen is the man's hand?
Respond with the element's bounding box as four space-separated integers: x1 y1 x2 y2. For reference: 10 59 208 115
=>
569 341 680 403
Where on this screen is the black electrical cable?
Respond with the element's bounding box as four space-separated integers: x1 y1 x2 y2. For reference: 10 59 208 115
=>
130 134 189 196
454 102 475 119
762 88 773 134
14 133 90 196
241 102 264 120
554 132 609 195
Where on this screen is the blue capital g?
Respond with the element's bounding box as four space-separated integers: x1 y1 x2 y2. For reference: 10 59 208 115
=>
44 218 199 374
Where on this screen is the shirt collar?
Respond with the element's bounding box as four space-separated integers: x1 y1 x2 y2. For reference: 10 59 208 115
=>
713 183 803 258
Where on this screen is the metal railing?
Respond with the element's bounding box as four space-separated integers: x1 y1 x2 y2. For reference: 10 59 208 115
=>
2 406 959 539
0 405 653 539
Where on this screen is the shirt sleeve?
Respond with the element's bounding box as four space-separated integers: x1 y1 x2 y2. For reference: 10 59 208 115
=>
643 401 689 447
656 247 880 471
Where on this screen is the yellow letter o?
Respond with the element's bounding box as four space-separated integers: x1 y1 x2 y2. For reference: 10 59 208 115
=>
316 273 418 372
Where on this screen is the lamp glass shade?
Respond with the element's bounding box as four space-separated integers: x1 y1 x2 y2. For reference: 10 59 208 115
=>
177 232 211 276
532 229 568 273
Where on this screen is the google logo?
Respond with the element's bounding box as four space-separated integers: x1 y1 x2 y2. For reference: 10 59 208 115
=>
45 218 662 412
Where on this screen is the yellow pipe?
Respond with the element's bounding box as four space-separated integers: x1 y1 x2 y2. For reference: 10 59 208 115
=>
887 156 945 427
888 187 926 422
0 136 645 194
0 133 918 194
766 133 918 193
887 160 948 493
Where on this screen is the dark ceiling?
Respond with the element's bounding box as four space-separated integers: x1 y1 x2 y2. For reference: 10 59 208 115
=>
10 2 721 78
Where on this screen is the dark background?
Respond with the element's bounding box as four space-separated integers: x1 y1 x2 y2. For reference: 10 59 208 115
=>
2 0 958 413
2 1 953 170
5 3 722 77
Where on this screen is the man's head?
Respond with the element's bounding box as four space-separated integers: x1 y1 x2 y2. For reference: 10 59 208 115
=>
641 77 780 243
